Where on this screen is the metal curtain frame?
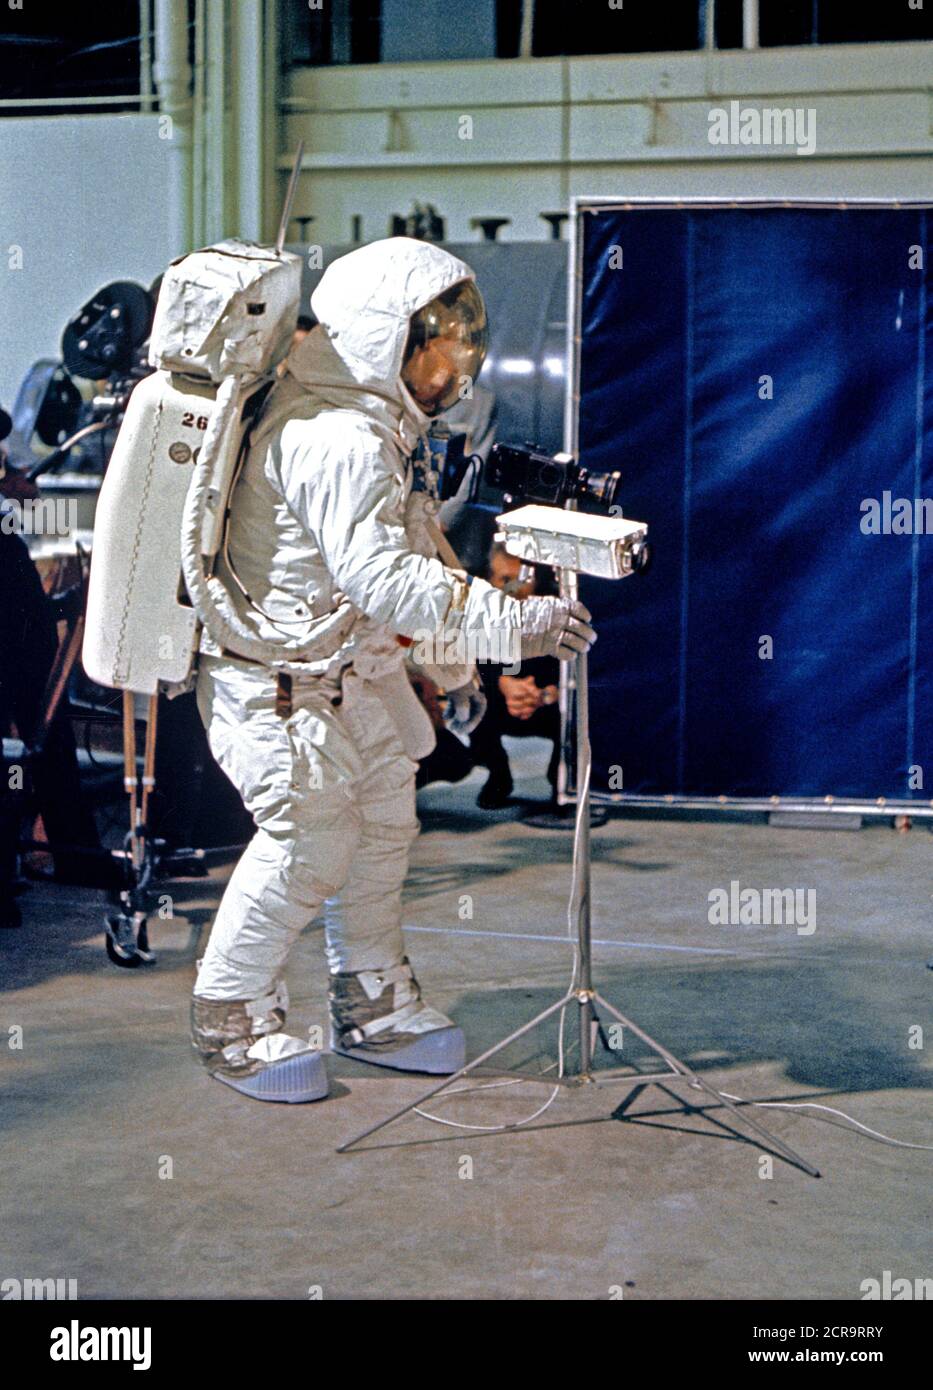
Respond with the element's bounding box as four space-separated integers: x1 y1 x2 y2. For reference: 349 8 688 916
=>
557 196 933 820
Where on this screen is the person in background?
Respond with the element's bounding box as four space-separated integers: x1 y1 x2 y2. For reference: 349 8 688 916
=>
410 669 474 790
470 542 561 809
0 407 110 909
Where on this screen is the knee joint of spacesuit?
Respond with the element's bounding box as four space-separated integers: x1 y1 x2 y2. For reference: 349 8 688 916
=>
276 835 354 905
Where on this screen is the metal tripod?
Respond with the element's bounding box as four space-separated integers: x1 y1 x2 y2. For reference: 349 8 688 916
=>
337 638 820 1177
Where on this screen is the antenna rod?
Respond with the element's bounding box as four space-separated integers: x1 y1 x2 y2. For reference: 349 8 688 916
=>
275 140 305 255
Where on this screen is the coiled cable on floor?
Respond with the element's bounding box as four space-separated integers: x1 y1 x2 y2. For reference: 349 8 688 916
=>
715 1092 933 1152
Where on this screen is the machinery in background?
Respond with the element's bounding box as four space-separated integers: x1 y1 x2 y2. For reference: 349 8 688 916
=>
14 279 156 485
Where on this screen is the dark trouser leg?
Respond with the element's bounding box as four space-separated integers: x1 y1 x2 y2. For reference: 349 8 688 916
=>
29 709 111 886
469 705 511 776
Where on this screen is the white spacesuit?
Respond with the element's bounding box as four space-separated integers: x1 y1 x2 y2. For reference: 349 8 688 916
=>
190 237 595 1102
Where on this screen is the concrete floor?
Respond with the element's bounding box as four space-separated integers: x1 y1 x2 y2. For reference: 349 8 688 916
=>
1 741 931 1301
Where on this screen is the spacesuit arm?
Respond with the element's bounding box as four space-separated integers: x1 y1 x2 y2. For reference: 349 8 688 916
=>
277 421 521 663
404 492 478 690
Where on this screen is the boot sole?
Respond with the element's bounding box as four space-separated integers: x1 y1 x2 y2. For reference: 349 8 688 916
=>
332 1026 466 1075
212 1051 329 1103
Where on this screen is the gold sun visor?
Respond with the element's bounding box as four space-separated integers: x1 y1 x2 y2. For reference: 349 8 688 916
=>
401 280 489 415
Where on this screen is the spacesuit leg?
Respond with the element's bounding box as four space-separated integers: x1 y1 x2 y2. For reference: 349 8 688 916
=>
320 673 417 976
324 672 466 1074
191 657 362 1101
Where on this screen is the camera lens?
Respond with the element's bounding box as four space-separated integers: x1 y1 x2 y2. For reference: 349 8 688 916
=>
581 468 621 511
630 539 651 574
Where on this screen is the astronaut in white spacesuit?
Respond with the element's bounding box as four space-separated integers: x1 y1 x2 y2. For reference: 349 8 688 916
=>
190 237 595 1102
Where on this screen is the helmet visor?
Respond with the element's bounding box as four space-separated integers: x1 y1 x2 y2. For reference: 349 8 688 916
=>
401 279 488 415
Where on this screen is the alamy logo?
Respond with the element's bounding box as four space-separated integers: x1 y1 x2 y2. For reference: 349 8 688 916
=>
860 492 933 535
708 879 816 935
860 1271 932 1300
707 101 816 156
50 1320 151 1370
409 625 521 672
0 497 77 537
1 1276 77 1299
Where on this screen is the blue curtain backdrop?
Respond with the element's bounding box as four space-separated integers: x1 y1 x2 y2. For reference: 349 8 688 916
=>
577 205 931 800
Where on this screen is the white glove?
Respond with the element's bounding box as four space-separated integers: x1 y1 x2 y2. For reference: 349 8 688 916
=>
444 677 488 736
520 596 596 661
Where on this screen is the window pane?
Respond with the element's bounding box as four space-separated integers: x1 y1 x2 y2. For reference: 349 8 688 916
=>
0 0 141 105
814 0 929 43
532 0 702 56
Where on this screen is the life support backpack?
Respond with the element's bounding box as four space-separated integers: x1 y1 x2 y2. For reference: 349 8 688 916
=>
83 239 305 694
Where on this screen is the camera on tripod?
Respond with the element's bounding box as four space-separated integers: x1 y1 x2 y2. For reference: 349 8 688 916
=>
470 439 648 581
420 429 649 581
487 442 622 513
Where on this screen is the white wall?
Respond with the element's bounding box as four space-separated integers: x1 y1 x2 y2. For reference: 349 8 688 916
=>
0 114 175 408
281 42 933 244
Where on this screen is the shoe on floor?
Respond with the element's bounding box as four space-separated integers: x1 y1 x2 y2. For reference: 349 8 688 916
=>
330 959 466 1074
191 986 329 1103
477 767 514 809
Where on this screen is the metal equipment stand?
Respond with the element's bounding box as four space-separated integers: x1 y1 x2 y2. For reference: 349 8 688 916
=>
105 691 215 967
338 631 821 1176
104 691 160 966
